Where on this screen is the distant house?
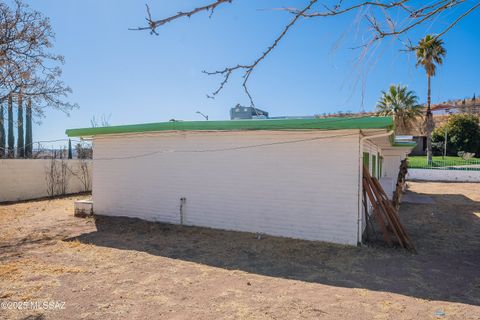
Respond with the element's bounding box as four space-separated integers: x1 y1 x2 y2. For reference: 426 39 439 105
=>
408 99 479 155
430 97 479 115
431 104 461 115
66 116 415 246
230 105 269 119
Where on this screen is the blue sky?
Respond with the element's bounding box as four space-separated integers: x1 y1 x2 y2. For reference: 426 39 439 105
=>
22 0 480 144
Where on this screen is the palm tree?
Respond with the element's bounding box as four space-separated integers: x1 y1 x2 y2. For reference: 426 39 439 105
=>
416 34 446 163
376 85 423 134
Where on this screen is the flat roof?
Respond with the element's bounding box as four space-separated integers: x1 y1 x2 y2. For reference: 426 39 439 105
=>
66 116 394 137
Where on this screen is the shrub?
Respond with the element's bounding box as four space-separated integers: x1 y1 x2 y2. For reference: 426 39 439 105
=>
432 114 480 156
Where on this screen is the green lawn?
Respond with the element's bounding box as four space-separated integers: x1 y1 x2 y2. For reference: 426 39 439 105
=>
407 156 480 168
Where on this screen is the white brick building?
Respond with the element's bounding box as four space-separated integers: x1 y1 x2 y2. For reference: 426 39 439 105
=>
66 117 414 246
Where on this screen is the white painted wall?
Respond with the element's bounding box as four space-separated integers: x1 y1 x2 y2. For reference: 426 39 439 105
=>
92 130 362 245
380 149 411 199
379 177 394 199
362 140 380 178
383 155 402 179
360 142 412 238
408 169 480 182
360 139 383 234
0 160 92 202
381 155 402 198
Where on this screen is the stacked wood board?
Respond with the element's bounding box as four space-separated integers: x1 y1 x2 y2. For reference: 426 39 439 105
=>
363 165 416 253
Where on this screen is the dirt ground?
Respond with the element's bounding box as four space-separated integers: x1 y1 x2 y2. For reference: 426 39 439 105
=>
1 182 480 320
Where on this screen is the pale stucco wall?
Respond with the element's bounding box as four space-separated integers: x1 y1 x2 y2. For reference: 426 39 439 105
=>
0 159 92 202
92 130 362 245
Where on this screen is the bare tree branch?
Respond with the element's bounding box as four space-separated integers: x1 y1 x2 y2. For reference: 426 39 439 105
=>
279 0 409 17
0 0 77 116
436 2 480 38
133 0 480 107
203 0 318 107
129 0 233 34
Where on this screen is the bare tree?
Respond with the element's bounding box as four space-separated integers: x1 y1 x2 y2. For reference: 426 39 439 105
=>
90 114 111 128
45 153 71 197
0 0 78 116
58 156 69 195
132 1 480 106
68 159 92 192
45 157 60 197
75 142 93 160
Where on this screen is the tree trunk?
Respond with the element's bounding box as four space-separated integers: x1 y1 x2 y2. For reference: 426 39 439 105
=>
0 101 5 158
17 92 25 158
25 98 33 158
68 139 72 159
7 94 14 158
425 75 434 164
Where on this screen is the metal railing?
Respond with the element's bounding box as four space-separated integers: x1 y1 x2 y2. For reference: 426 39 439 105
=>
407 157 480 171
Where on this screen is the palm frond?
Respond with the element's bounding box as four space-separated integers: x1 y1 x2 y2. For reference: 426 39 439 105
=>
376 84 422 134
415 34 446 77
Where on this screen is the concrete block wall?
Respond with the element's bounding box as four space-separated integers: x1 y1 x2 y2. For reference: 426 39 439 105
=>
408 168 480 182
93 130 362 245
0 159 92 202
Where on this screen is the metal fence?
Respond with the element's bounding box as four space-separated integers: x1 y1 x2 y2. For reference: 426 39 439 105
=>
407 157 480 171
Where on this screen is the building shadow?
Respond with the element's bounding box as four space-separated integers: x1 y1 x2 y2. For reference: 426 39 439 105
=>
65 189 480 306
21 315 45 320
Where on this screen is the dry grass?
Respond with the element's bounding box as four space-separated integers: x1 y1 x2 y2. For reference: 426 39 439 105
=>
0 258 88 281
1 184 480 319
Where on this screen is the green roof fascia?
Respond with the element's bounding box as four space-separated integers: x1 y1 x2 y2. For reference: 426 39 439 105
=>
392 141 417 148
66 116 394 137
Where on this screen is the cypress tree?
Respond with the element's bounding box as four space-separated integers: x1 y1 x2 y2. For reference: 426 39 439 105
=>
7 94 14 158
17 92 25 158
68 139 72 159
25 98 33 158
0 100 5 158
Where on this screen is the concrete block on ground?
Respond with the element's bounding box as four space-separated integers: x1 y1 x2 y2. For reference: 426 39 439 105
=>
74 200 93 218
